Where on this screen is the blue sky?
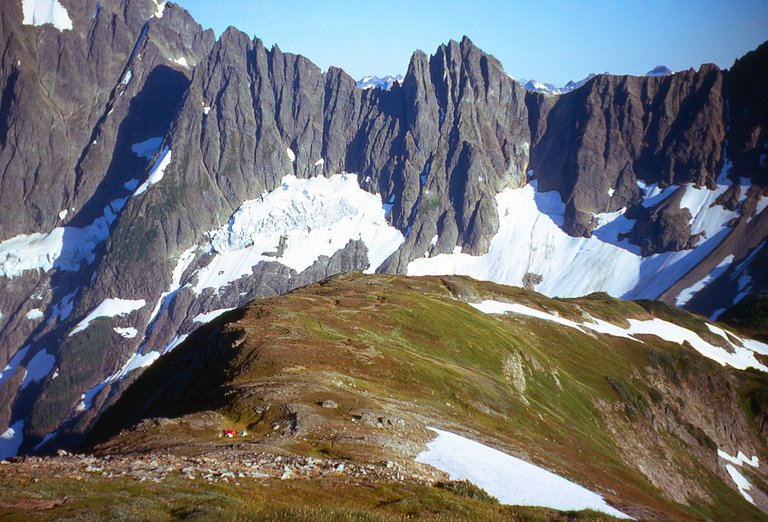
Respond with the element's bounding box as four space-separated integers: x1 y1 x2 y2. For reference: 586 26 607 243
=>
176 0 768 86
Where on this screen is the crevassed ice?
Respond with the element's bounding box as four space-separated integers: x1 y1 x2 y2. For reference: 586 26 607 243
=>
22 0 73 31
192 174 404 294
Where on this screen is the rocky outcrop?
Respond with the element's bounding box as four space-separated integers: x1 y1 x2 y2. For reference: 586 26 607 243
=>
529 65 727 241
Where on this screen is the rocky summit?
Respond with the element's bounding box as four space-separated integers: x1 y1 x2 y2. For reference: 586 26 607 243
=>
0 0 767 519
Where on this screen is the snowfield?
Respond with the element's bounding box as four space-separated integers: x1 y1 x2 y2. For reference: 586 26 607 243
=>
416 428 631 518
408 177 746 302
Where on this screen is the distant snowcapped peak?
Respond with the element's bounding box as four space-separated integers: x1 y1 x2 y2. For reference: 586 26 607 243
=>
518 73 597 95
356 75 404 90
645 65 673 77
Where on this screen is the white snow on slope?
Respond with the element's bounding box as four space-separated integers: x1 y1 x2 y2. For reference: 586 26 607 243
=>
69 298 146 336
48 290 76 323
19 349 55 389
416 428 630 518
637 180 677 208
77 350 160 412
162 333 188 354
22 0 73 30
113 327 138 339
193 308 235 324
1 146 172 279
133 147 171 196
130 137 163 160
0 345 30 388
718 449 759 468
471 301 583 331
0 198 127 278
471 299 768 372
0 421 25 460
25 309 44 320
192 174 404 294
286 147 296 162
174 56 189 67
627 318 768 371
725 465 755 504
145 245 197 331
152 0 166 18
676 255 734 307
408 179 743 301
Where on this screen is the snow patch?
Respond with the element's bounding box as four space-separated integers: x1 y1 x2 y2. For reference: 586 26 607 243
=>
626 318 768 372
25 308 44 320
286 147 296 162
676 255 734 307
470 301 583 332
416 428 630 518
113 327 138 339
0 346 30 388
471 299 768 372
174 56 189 67
193 308 235 324
725 465 754 504
754 196 768 219
20 349 55 389
133 147 172 196
718 449 759 468
48 291 76 323
152 0 166 18
314 158 325 167
0 421 25 460
162 334 188 354
58 209 68 220
0 197 127 278
77 350 160 412
22 0 73 30
130 137 163 160
144 245 198 334
637 180 678 208
192 174 404 294
69 298 146 337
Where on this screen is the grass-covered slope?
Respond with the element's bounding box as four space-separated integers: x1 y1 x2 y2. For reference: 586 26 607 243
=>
87 274 768 520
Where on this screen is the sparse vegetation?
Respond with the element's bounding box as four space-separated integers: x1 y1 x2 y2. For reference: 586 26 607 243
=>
63 274 768 521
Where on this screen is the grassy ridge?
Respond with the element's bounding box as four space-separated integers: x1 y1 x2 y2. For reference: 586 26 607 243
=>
87 274 768 520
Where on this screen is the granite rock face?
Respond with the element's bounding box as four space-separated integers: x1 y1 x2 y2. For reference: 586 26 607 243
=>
0 0 766 453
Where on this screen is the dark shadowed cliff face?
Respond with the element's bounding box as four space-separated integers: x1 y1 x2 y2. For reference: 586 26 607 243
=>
0 0 766 455
530 65 727 241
